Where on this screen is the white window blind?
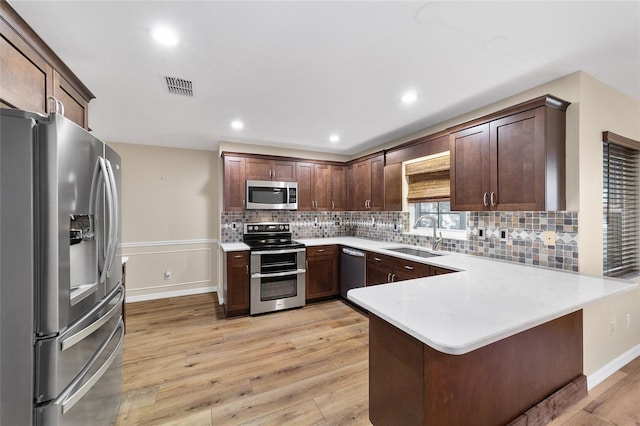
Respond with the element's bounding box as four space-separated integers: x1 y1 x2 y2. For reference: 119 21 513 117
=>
603 133 639 278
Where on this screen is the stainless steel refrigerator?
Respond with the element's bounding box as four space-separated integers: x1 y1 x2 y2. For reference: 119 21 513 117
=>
1 108 123 425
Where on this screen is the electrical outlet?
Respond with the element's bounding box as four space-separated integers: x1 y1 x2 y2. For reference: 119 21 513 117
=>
477 227 485 239
499 229 508 241
610 320 616 335
543 231 556 246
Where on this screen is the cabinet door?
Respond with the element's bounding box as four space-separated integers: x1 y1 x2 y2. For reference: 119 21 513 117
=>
0 21 52 114
490 108 546 211
245 157 273 181
354 160 371 210
296 162 314 211
313 163 332 210
223 155 246 211
226 252 249 316
331 165 346 210
53 71 88 129
346 164 356 211
366 253 392 286
370 155 385 211
273 160 296 182
306 246 339 301
450 123 490 211
384 163 402 211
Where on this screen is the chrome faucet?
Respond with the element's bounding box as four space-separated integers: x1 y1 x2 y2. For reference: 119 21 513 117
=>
413 215 443 251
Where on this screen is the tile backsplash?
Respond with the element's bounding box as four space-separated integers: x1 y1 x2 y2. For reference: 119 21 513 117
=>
221 210 579 271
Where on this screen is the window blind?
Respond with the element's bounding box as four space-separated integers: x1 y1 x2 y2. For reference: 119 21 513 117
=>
406 153 450 202
603 139 639 278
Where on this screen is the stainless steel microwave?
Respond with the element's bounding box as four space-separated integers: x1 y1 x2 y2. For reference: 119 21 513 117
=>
246 180 298 210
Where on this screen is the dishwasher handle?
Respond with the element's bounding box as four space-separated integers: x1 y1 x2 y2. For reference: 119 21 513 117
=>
342 247 365 257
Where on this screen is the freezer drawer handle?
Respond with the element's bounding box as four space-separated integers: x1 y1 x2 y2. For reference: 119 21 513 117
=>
61 287 124 351
61 319 124 414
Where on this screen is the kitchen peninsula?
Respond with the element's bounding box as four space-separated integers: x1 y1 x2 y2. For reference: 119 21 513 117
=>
325 239 638 425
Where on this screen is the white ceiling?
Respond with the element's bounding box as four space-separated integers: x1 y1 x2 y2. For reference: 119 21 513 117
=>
9 1 640 155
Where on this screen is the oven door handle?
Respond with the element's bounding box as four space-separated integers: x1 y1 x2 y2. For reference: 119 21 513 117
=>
251 248 306 255
251 268 306 279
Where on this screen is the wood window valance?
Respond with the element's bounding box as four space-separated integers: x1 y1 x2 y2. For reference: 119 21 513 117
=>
405 153 450 202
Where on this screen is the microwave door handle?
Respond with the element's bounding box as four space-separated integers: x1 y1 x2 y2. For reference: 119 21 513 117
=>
104 159 119 277
98 157 114 284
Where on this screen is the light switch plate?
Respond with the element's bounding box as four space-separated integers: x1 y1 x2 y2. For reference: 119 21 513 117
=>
543 231 556 246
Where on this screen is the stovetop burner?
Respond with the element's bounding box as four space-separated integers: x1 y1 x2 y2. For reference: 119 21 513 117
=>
243 222 304 250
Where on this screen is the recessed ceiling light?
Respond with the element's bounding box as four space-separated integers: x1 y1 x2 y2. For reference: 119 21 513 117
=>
401 91 418 104
231 120 244 130
152 26 179 47
329 134 340 143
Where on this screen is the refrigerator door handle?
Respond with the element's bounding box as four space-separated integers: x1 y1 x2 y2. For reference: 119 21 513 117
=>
104 158 119 278
98 157 115 285
61 286 124 351
59 319 124 414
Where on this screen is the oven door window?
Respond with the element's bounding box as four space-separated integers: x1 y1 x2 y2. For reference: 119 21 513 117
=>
248 187 288 205
259 252 298 273
260 275 298 301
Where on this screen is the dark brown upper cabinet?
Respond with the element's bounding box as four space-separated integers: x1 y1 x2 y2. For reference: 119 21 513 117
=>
0 1 94 129
245 157 296 182
223 154 246 211
349 153 384 211
449 95 570 212
297 162 344 211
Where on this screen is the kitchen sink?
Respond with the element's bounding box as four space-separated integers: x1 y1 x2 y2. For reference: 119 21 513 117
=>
384 247 443 258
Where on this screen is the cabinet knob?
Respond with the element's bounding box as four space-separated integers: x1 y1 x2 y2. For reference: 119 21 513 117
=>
490 192 496 207
404 265 414 270
387 273 392 282
332 201 335 210
391 273 396 282
483 192 489 207
316 249 325 253
374 257 382 262
233 254 243 259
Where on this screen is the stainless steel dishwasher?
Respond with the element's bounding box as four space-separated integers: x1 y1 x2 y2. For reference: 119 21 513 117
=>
340 247 366 298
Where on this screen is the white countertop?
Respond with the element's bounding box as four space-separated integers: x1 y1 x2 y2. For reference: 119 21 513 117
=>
220 242 250 252
297 237 638 355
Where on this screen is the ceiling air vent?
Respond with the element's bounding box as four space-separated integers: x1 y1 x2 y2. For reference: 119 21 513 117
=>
164 76 194 97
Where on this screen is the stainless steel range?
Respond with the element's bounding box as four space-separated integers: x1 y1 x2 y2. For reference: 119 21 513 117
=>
243 223 306 315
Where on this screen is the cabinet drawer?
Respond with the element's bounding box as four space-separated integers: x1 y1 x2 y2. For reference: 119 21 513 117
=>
307 245 338 258
227 251 249 265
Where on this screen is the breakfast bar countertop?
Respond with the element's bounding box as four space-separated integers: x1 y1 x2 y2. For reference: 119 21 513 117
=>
297 237 638 355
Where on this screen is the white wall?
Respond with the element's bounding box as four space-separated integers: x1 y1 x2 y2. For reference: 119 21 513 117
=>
109 142 219 301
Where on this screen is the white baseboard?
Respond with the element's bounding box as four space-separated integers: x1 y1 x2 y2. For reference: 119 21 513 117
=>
586 343 640 390
126 286 217 303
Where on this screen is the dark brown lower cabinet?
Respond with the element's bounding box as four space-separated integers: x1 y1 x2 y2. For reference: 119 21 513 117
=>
366 252 450 285
224 251 249 317
305 245 339 301
369 310 586 425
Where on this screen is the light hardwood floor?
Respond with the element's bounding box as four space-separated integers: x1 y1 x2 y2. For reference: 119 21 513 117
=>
117 294 640 426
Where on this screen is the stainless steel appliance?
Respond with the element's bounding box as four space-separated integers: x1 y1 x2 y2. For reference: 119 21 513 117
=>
0 108 123 426
246 180 298 210
340 247 366 298
243 223 306 314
